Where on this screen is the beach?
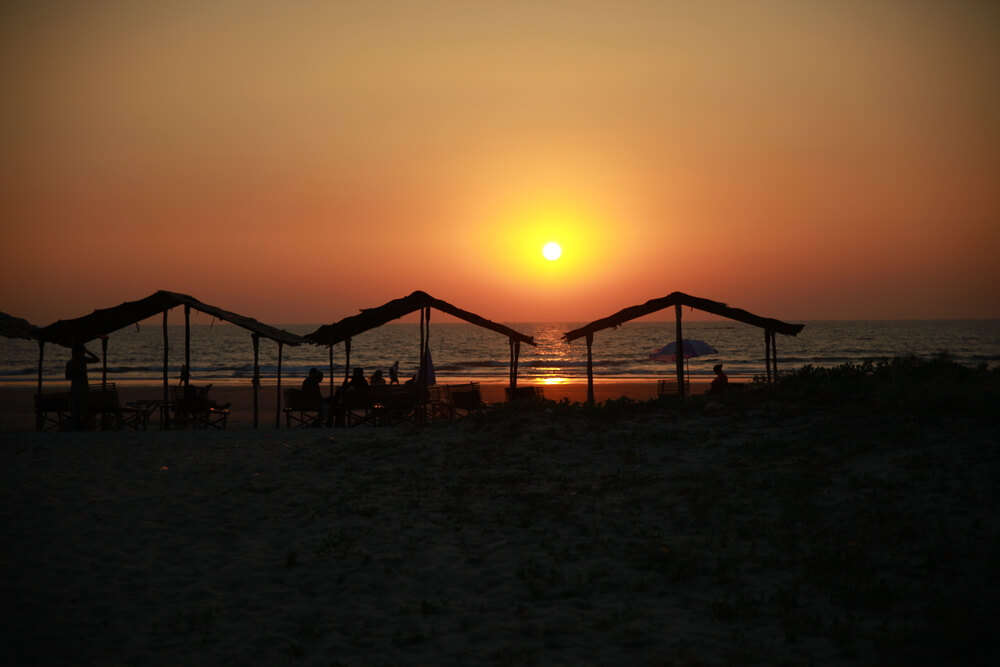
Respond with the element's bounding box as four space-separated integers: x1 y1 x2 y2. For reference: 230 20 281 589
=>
2 361 997 665
0 380 716 433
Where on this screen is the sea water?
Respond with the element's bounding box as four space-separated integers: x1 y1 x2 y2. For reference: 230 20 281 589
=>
2 320 998 386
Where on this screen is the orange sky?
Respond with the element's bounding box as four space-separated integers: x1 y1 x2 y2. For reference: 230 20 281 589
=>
2 0 998 325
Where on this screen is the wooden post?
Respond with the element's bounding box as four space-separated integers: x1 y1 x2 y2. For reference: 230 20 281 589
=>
275 341 283 429
36 340 44 431
328 344 334 393
764 330 772 384
162 310 169 429
771 330 778 380
511 339 520 390
328 344 335 427
586 332 595 405
675 304 685 399
184 304 191 388
344 338 352 383
100 336 108 389
252 333 260 429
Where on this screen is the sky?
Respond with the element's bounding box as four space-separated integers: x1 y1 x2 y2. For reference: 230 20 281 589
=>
2 0 998 325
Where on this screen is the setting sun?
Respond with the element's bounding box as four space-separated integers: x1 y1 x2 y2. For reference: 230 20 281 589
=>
542 242 562 261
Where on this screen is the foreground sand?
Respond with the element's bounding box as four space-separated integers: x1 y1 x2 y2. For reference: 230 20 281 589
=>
2 386 997 665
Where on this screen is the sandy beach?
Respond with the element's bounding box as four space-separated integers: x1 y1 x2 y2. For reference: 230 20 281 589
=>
0 381 716 433
2 361 997 665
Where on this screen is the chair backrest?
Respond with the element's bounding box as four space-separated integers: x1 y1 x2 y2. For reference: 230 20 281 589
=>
89 385 120 411
285 388 322 411
450 383 482 410
505 385 543 402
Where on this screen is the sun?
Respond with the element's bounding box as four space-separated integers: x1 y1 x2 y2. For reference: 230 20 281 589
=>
542 241 562 261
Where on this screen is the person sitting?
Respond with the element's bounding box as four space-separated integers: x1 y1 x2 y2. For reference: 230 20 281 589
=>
709 363 729 394
348 367 369 391
370 369 386 386
301 367 327 424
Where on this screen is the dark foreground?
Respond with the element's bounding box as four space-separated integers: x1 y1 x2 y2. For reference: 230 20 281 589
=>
1 357 998 665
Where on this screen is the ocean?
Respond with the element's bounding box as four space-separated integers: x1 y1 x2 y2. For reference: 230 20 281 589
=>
2 320 998 386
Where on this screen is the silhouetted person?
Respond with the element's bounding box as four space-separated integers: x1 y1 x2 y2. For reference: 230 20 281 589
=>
371 369 386 386
65 342 98 429
709 363 729 394
388 361 400 385
178 364 190 386
301 367 326 423
348 367 369 391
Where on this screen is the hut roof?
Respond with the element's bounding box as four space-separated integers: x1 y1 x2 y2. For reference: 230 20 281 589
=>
564 291 805 342
0 311 42 341
305 290 535 346
37 291 304 347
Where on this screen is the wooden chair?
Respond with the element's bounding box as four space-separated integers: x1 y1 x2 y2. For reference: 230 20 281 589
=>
34 392 71 431
505 386 545 402
89 383 148 430
283 388 323 428
172 385 229 429
448 382 485 418
657 379 691 397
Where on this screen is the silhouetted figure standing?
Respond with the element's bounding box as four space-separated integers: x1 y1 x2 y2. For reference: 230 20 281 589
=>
388 361 400 385
709 363 729 394
65 343 98 429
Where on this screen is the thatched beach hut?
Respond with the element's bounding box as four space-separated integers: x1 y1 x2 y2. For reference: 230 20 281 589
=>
565 291 805 403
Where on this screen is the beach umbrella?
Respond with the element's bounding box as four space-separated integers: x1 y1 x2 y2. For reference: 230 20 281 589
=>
649 339 717 362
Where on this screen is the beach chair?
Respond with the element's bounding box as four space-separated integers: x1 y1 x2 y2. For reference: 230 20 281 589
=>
448 382 485 418
369 385 419 426
505 386 545 402
34 392 71 431
283 388 323 428
656 379 691 397
88 382 148 430
172 385 230 429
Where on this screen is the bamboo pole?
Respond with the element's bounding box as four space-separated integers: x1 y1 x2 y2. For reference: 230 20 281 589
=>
344 338 352 383
184 304 191 389
162 310 169 429
771 329 778 380
586 332 595 405
101 336 108 389
675 304 685 399
36 340 44 431
328 344 334 427
275 341 283 429
252 333 260 429
764 330 772 384
512 339 520 390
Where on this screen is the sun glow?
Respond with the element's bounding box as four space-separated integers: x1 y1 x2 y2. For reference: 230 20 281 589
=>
542 242 562 261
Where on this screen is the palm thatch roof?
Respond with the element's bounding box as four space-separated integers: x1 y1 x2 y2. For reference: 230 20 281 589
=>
0 311 41 341
564 291 804 341
37 291 304 346
305 291 535 346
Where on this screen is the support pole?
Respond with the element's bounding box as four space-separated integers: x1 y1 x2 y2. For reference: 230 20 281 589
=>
344 338 352 383
771 330 778 380
252 333 260 429
328 344 335 427
184 304 191 389
275 341 283 429
586 332 595 405
101 336 108 389
510 338 520 390
764 330 772 384
675 304 685 400
36 340 44 431
162 310 169 429
328 344 334 394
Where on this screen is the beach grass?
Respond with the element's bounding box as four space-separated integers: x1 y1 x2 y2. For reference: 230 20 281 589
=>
2 357 998 665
